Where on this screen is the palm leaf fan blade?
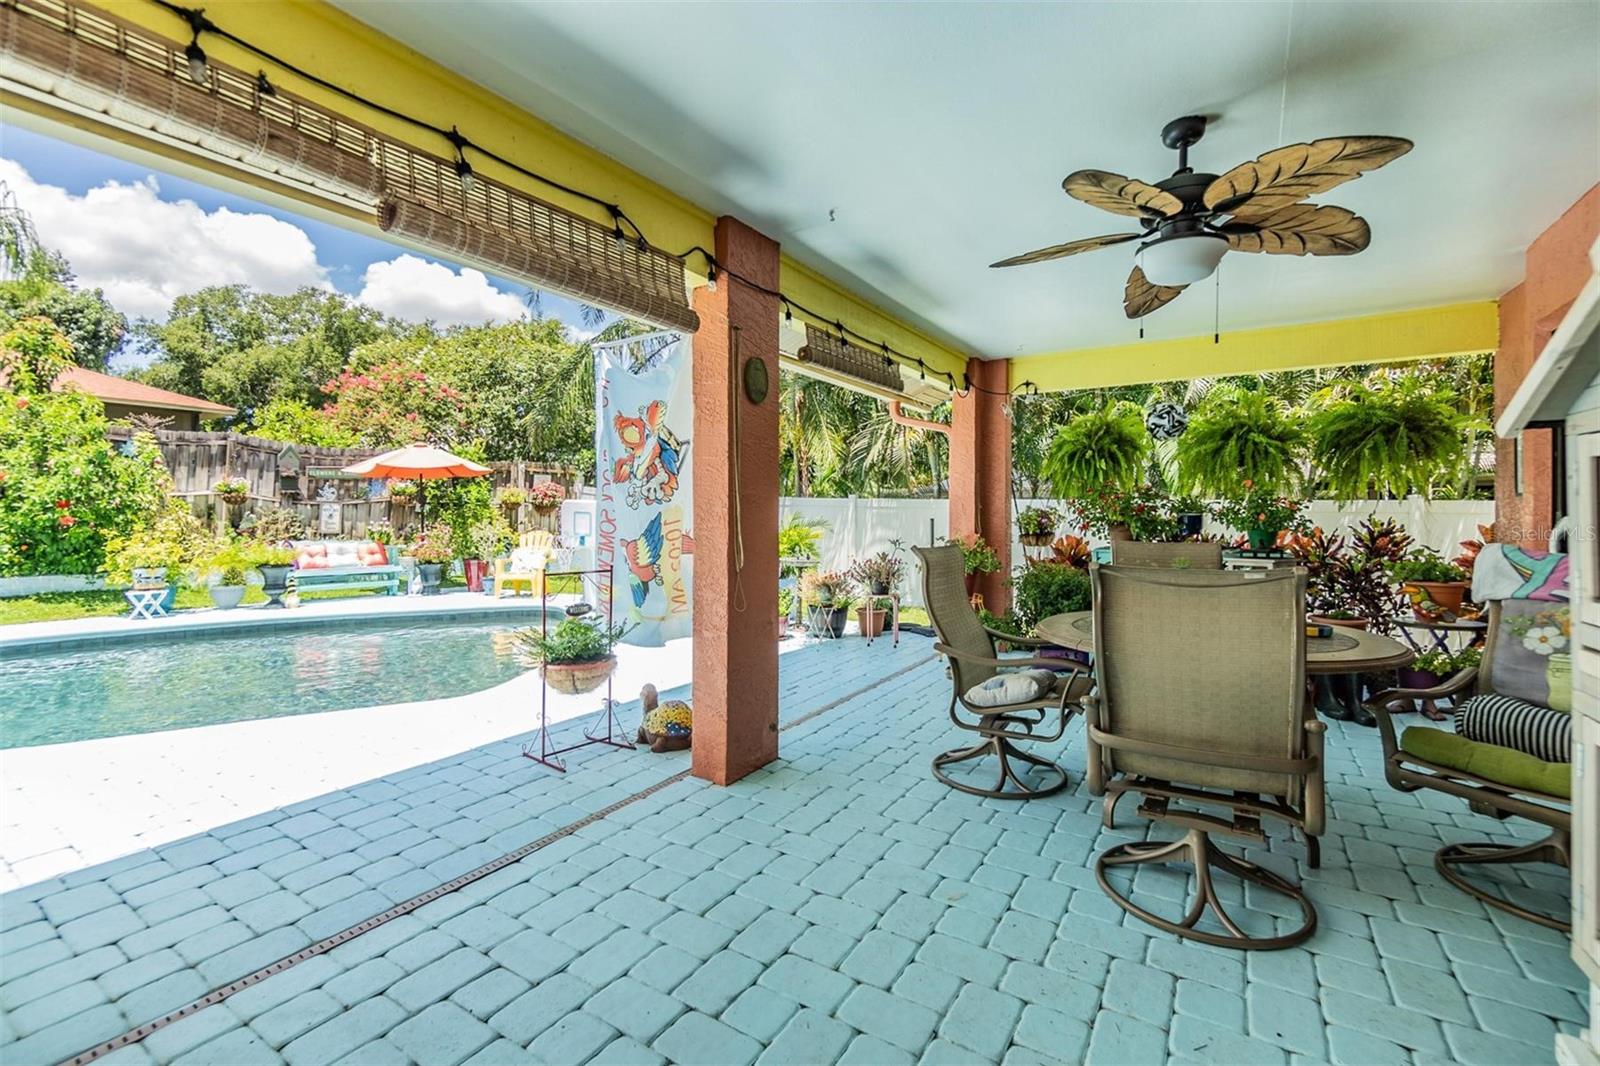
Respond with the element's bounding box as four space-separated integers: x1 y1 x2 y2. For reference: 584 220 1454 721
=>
1062 170 1185 219
1124 266 1187 318
990 232 1141 268
1221 204 1371 256
1204 136 1413 218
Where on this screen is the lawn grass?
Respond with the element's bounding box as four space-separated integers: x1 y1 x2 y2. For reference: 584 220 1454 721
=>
0 585 390 626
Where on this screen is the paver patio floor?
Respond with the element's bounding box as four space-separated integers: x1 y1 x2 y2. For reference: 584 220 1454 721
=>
0 634 1586 1065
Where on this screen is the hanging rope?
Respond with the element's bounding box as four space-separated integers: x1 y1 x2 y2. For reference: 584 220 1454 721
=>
729 325 748 613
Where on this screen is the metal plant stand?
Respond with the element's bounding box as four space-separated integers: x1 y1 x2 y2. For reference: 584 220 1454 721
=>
522 567 635 772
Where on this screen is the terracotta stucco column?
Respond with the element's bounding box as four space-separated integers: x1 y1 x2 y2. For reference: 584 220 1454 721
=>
691 217 781 785
949 357 1012 613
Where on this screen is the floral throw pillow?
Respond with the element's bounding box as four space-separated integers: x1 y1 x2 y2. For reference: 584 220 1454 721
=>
1492 599 1572 711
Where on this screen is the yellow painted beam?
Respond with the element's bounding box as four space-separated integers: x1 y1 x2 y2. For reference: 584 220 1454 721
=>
21 0 967 375
1009 301 1499 392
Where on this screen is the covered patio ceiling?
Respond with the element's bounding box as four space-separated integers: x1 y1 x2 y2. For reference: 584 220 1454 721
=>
338 1 1598 365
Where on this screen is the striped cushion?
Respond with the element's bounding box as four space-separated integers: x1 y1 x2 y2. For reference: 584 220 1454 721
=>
1454 694 1571 763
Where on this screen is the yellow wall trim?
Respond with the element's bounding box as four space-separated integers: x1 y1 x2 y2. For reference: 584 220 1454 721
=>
1010 301 1499 392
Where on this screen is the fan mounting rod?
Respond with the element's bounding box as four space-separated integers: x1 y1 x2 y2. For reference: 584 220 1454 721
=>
1161 115 1208 172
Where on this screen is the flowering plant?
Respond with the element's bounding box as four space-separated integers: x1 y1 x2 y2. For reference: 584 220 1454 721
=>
800 569 853 606
495 486 528 509
1016 506 1058 538
212 477 249 501
387 480 419 500
529 481 567 509
367 520 394 546
1066 483 1182 541
945 533 1001 574
1211 481 1308 546
848 551 906 592
411 526 455 564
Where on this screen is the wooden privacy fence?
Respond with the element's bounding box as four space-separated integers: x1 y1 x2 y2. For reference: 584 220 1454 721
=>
108 428 578 538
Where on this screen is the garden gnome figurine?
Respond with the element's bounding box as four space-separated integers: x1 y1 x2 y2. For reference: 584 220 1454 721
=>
637 684 692 752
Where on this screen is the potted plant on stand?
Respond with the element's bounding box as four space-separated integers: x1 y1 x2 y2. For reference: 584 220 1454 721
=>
800 570 853 637
945 534 1001 597
412 526 454 595
1390 549 1471 616
1212 484 1307 552
1016 506 1058 548
105 508 205 615
512 617 625 695
848 551 905 639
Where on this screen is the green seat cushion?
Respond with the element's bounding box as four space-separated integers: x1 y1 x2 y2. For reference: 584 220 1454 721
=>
1400 726 1570 799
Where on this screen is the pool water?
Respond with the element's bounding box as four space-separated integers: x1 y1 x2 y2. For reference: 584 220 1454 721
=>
0 618 546 749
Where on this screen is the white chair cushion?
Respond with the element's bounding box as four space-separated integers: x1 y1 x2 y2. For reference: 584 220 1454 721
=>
508 547 550 572
963 668 1058 708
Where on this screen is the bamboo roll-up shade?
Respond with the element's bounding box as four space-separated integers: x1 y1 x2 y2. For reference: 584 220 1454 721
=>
2 0 702 334
380 197 699 334
797 323 905 393
0 0 385 206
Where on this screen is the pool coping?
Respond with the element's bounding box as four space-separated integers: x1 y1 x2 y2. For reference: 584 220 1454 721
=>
0 591 575 656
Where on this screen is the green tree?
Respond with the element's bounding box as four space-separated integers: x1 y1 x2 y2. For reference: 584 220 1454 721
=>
0 248 128 371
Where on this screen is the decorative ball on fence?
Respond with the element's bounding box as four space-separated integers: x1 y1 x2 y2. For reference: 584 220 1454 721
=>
1144 402 1188 441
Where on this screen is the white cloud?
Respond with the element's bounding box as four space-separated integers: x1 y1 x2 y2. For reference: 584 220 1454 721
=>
356 255 528 327
0 157 329 320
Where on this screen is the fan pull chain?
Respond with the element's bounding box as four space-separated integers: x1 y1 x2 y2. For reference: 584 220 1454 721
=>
1137 248 1145 340
1214 260 1221 345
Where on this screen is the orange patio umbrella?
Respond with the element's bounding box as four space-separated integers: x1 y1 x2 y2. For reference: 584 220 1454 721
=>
341 443 491 530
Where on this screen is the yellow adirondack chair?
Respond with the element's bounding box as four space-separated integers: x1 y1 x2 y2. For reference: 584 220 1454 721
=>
495 530 556 598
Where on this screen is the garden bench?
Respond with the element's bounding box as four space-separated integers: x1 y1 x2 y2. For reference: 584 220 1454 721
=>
291 540 402 596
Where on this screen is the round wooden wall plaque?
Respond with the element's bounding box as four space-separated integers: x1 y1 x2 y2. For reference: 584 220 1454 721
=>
743 356 769 404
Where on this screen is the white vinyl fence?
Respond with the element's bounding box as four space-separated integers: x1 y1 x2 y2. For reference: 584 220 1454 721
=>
563 495 1494 609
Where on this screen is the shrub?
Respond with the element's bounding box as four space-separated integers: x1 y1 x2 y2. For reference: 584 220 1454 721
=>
779 514 829 566
945 533 1001 574
241 507 307 545
0 389 175 577
103 505 209 586
512 617 625 666
1011 562 1092 631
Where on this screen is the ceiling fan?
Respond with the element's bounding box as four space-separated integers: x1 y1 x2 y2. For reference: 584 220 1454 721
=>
991 116 1412 319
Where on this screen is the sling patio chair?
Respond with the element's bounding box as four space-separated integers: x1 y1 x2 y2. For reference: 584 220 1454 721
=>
1366 546 1572 931
1084 564 1326 950
913 544 1091 799
1109 540 1224 569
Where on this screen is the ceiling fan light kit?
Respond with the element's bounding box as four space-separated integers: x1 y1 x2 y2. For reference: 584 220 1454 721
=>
992 114 1411 319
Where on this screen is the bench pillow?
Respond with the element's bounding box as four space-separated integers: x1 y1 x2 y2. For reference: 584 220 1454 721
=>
1454 693 1571 763
295 545 329 570
964 668 1058 708
356 543 389 567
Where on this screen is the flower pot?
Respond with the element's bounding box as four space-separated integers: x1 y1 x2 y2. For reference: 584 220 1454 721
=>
1397 667 1444 690
809 606 849 638
418 563 444 595
542 655 617 695
1412 581 1469 614
1108 523 1132 542
483 575 496 596
1247 527 1280 551
259 564 292 607
221 493 247 507
1177 513 1204 539
533 504 559 518
1019 533 1053 547
964 572 978 597
777 615 790 639
463 558 487 593
857 606 887 638
869 580 890 596
131 566 167 590
1309 614 1371 631
383 545 400 565
209 584 247 610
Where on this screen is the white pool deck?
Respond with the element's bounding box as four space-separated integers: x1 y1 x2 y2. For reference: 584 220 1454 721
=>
0 591 827 891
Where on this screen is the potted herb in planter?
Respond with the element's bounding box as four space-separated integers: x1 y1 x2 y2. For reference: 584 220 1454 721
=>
203 538 254 609
1016 506 1058 548
213 476 249 507
512 617 625 695
945 534 1001 596
800 570 853 636
529 481 566 518
1390 550 1471 615
777 587 794 639
411 527 454 595
1212 483 1306 551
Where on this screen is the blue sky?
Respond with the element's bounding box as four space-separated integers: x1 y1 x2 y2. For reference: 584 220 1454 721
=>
0 125 606 366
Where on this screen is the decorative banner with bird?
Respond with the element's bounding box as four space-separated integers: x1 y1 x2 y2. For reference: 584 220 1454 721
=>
594 330 695 646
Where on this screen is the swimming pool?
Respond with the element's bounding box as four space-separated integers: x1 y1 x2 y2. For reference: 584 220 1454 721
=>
0 615 552 749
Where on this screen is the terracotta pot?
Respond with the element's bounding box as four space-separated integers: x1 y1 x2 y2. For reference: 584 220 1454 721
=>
1412 581 1469 614
777 615 789 639
463 558 487 593
1309 613 1371 631
857 607 888 638
542 655 617 695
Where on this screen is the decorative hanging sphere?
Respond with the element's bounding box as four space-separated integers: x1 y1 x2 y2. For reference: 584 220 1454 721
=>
1145 402 1188 441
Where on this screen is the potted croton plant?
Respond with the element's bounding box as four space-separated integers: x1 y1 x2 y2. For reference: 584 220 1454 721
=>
1016 506 1058 547
411 527 454 595
800 570 853 637
512 617 625 694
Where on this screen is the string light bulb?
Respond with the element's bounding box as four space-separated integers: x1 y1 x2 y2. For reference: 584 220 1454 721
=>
453 155 475 195
705 262 718 293
184 34 208 85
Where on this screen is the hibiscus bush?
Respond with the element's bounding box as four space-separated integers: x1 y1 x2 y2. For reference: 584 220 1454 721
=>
1 319 177 576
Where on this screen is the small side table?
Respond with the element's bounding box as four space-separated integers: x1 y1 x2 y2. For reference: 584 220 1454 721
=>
125 587 169 620
865 594 901 648
803 600 843 640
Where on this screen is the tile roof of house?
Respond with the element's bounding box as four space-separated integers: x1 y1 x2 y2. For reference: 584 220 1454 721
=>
53 367 236 417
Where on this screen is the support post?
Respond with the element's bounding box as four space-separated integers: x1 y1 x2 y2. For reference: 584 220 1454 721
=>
949 357 1012 613
691 217 782 785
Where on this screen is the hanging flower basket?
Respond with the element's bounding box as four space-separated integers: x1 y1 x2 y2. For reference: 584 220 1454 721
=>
542 655 618 695
1019 533 1053 547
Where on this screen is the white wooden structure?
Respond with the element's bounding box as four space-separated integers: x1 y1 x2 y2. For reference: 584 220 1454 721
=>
1498 235 1600 1066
